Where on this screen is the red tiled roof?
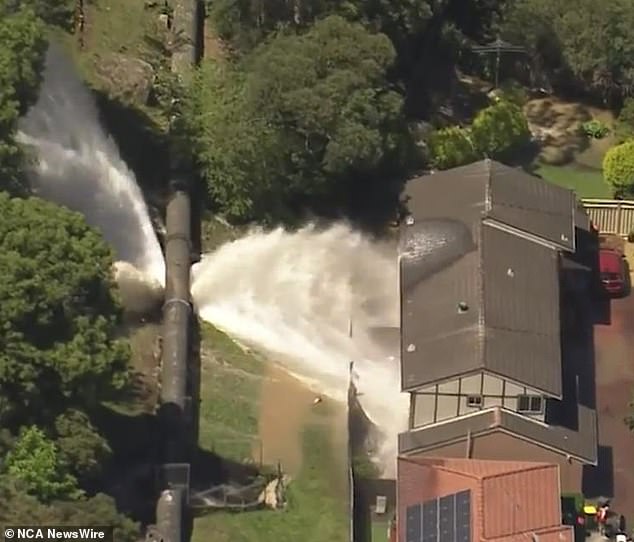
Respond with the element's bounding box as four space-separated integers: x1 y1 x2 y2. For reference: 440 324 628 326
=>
398 456 565 540
401 456 555 480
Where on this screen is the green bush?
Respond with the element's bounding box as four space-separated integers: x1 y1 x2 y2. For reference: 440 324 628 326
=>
471 100 531 159
603 140 634 196
581 119 610 139
427 126 478 170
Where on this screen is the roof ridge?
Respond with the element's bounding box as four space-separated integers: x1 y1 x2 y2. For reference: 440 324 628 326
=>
399 457 482 481
480 159 493 377
481 461 557 481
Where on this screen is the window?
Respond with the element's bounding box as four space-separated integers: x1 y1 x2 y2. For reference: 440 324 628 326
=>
517 394 543 413
466 395 482 408
375 495 387 515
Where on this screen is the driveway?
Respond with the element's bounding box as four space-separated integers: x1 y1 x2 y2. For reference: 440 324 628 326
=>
593 288 634 521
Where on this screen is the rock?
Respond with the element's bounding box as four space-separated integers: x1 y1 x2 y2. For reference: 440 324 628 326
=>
94 54 155 105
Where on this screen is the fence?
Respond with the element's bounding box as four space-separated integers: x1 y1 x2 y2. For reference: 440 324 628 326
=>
581 199 634 236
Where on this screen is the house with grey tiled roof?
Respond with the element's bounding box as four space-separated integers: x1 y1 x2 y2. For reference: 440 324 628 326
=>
397 160 598 493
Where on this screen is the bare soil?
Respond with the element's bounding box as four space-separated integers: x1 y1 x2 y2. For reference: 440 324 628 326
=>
257 364 317 474
524 97 617 168
257 364 348 478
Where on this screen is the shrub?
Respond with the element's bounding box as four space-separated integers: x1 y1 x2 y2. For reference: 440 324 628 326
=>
581 119 610 139
471 100 531 159
603 140 634 196
427 126 478 170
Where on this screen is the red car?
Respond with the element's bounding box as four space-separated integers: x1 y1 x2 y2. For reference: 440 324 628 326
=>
600 249 627 295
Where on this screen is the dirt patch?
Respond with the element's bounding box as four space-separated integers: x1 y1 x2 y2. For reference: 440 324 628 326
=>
127 322 161 409
524 98 616 167
256 365 318 474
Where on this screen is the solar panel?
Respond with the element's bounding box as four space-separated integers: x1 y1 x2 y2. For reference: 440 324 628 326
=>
422 499 438 542
439 494 456 542
406 504 422 542
407 490 472 542
455 491 471 542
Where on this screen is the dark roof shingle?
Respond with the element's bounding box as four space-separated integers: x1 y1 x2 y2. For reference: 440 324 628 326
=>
400 163 567 396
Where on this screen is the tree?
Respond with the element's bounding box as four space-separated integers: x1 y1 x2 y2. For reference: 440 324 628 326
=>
0 479 139 542
470 99 530 159
5 426 80 502
0 194 130 427
18 0 75 29
54 410 112 483
187 15 413 222
603 140 634 198
0 0 47 194
500 0 634 102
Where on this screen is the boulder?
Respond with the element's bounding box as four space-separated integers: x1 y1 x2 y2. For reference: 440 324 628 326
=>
94 53 155 105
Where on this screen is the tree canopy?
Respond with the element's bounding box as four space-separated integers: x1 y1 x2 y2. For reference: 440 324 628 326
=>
186 15 413 222
5 426 80 502
500 0 634 103
0 194 130 427
0 478 139 542
0 0 47 194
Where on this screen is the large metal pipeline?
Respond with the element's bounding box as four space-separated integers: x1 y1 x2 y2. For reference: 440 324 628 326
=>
156 490 184 542
153 0 202 540
162 186 192 415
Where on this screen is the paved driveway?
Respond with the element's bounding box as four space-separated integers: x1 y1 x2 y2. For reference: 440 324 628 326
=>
593 289 634 521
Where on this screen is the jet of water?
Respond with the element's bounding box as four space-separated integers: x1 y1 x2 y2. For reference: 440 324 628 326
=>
17 44 165 287
192 222 409 475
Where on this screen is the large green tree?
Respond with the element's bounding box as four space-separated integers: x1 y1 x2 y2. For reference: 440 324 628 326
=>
500 0 634 103
187 15 413 222
0 194 130 427
0 0 47 194
0 479 139 542
54 410 112 484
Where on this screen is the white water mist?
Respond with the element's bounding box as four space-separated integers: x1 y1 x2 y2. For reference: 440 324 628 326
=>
17 44 165 287
192 223 409 474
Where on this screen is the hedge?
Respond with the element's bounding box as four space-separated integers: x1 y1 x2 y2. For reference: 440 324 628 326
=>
470 99 531 158
427 100 530 170
427 126 478 170
603 140 634 195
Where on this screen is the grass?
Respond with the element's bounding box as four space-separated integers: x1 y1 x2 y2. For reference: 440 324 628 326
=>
76 0 161 88
192 426 349 542
197 324 263 461
193 323 350 542
533 163 612 199
371 521 390 542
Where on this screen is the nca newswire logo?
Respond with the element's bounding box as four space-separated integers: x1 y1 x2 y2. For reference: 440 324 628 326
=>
4 527 112 542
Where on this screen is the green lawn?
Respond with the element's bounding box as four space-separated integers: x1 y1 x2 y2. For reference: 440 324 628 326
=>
193 323 350 542
533 163 611 199
371 521 390 542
